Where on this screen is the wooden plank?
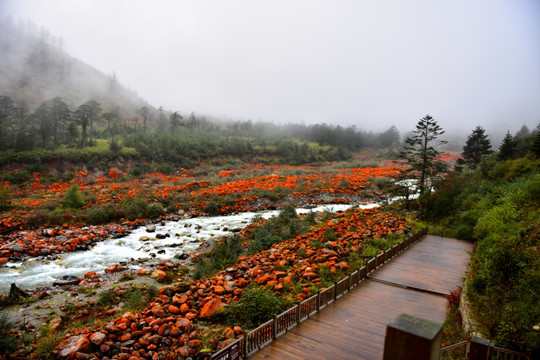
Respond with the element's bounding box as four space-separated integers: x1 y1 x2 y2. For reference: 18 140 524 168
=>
250 236 474 360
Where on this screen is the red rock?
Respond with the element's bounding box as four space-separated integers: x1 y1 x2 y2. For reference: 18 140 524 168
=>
213 285 225 294
199 298 224 319
180 303 190 314
151 269 167 281
223 281 235 292
233 326 243 335
157 323 170 336
188 339 202 350
185 312 197 320
177 318 191 331
56 335 90 358
274 283 284 292
0 258 8 265
89 331 106 345
172 294 188 305
151 305 166 318
224 327 235 339
84 271 98 279
168 305 180 314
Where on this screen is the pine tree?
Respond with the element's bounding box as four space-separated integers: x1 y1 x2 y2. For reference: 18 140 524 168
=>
460 126 492 168
531 130 540 158
398 114 448 218
498 131 515 160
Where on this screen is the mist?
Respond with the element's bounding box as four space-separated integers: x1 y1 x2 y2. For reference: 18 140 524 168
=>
2 0 540 135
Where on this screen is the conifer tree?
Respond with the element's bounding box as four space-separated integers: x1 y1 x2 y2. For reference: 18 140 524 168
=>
460 126 492 168
498 131 515 160
398 114 447 218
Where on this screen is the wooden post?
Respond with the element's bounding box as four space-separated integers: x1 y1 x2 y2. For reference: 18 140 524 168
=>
468 337 492 360
296 301 301 324
243 330 249 359
272 315 277 340
348 273 352 290
334 281 338 300
316 289 320 312
383 314 442 360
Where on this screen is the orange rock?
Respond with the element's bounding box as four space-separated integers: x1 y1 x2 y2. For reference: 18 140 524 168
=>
199 298 224 319
56 335 90 358
89 332 106 345
213 285 225 295
180 303 190 314
168 305 180 314
0 258 8 265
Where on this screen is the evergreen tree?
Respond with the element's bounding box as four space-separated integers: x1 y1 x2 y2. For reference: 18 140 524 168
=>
75 100 101 148
460 126 492 168
398 114 447 218
531 130 540 158
169 111 183 134
498 131 515 160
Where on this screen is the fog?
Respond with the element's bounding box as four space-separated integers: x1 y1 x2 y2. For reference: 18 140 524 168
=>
2 0 540 134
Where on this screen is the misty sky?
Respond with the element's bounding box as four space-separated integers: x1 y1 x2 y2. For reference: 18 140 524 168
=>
2 0 540 134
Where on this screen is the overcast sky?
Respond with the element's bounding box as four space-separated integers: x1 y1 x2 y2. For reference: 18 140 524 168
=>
2 0 540 134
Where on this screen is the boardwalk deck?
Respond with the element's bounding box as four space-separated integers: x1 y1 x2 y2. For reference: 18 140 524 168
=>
250 235 474 360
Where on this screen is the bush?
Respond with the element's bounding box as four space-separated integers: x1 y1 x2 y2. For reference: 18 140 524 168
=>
204 200 221 215
0 314 17 355
122 197 149 221
86 206 110 224
225 286 292 328
146 202 165 218
62 182 85 209
3 169 30 184
193 236 244 280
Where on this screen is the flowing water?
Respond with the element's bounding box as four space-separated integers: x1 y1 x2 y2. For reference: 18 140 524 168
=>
0 204 377 294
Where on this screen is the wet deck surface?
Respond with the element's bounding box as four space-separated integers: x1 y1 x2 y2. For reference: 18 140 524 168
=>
250 235 474 360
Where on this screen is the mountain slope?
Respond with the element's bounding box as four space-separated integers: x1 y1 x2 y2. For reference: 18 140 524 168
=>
0 18 151 119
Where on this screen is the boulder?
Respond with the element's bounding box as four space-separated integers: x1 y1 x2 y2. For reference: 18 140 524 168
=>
56 335 90 358
199 298 224 319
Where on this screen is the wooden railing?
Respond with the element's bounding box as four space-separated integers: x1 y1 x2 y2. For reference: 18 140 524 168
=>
440 338 531 360
212 227 428 360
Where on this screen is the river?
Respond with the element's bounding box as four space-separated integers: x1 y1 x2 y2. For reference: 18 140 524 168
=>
0 204 378 294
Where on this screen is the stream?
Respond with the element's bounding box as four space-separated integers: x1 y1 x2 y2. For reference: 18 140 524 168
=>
0 204 377 294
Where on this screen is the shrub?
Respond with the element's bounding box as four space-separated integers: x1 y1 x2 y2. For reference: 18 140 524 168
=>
122 197 149 221
2 169 30 184
86 206 110 224
225 286 292 328
62 182 85 209
193 236 244 280
0 184 12 210
146 202 165 218
203 200 221 215
0 314 17 355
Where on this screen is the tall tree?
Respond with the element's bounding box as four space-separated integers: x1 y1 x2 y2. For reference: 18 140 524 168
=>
498 131 515 160
48 97 71 148
139 106 150 132
398 114 447 218
75 100 101 148
460 126 492 168
169 111 183 134
515 124 530 138
532 130 540 158
32 101 52 148
0 96 15 149
102 110 118 137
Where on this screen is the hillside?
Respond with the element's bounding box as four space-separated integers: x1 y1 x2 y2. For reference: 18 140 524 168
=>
0 18 150 120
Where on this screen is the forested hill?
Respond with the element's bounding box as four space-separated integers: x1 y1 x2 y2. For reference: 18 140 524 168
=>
0 18 149 119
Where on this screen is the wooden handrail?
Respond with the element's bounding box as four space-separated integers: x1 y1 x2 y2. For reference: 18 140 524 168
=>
213 228 428 360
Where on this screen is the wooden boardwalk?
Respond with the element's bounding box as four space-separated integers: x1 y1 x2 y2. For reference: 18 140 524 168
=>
251 235 474 360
